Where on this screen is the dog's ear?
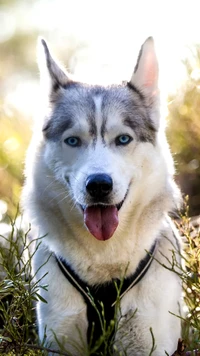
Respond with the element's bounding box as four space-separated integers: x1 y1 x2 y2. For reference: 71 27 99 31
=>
129 37 158 99
37 38 70 99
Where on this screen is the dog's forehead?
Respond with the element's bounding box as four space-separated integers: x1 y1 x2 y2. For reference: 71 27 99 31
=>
59 82 147 129
44 82 156 143
60 83 134 112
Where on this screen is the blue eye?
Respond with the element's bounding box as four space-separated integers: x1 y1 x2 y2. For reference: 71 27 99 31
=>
64 137 81 147
116 135 133 146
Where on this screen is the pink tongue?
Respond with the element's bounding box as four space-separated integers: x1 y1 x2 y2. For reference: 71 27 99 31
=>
84 206 119 241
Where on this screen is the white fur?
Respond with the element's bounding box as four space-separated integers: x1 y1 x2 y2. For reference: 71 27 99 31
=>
22 38 182 355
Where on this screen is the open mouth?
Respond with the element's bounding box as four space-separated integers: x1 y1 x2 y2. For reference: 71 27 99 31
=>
80 198 125 213
80 193 127 241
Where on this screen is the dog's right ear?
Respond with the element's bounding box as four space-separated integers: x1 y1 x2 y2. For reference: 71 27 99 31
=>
37 38 70 99
129 37 158 100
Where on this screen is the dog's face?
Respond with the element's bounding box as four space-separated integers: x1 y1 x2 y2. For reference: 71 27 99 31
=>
38 38 164 241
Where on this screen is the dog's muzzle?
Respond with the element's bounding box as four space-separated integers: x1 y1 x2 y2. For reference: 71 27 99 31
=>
81 174 128 241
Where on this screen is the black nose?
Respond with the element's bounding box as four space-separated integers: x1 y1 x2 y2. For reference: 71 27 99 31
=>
86 174 113 199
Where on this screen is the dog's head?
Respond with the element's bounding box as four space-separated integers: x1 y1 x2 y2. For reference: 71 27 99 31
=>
35 38 175 241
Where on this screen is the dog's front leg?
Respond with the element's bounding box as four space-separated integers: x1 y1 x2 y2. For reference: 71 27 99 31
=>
33 248 88 356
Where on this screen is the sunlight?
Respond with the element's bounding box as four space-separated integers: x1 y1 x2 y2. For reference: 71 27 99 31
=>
3 0 200 115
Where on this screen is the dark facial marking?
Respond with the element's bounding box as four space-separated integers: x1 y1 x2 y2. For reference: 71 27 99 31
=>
87 98 97 138
52 82 60 93
124 116 156 144
90 88 108 144
62 81 82 90
43 117 74 141
127 81 145 101
100 119 106 144
65 175 70 186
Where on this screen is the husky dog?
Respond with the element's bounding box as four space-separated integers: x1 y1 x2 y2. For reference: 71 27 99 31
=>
22 37 182 355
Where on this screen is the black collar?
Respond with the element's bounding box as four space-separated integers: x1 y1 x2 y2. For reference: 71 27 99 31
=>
55 241 157 352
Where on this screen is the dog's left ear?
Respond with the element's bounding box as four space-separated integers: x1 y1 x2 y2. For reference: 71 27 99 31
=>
129 37 158 99
37 38 70 100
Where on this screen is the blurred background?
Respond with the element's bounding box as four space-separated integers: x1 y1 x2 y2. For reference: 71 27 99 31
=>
0 0 200 221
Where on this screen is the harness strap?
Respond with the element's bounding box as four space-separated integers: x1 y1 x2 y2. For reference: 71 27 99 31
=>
55 241 157 351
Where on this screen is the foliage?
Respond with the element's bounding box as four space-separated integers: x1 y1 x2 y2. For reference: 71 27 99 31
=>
0 206 199 355
177 200 200 351
0 105 31 218
167 45 200 216
0 215 47 355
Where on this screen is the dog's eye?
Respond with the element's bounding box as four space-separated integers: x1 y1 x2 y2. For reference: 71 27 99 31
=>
64 137 81 147
115 135 133 146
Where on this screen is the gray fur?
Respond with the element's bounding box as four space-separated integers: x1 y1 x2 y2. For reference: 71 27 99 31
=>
43 82 157 144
